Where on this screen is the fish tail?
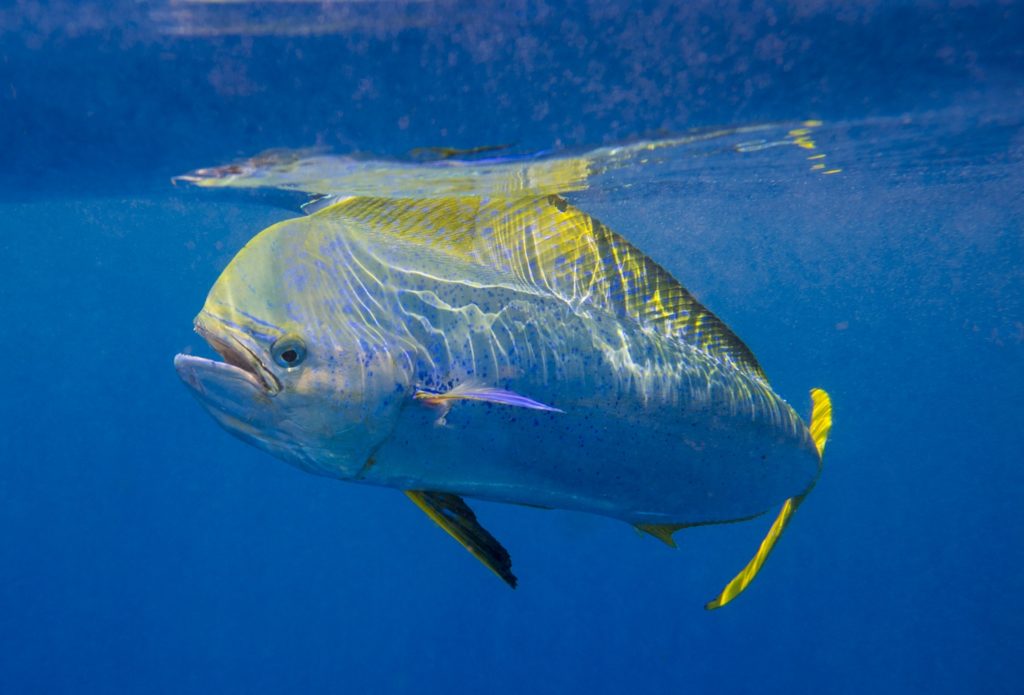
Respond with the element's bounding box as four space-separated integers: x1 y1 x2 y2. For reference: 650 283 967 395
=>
808 387 832 458
705 388 832 610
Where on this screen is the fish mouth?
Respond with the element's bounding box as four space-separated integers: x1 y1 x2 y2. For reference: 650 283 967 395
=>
176 315 282 396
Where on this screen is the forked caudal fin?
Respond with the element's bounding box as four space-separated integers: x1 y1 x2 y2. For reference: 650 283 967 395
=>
705 388 833 610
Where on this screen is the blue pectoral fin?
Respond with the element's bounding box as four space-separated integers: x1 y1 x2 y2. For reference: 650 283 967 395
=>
414 382 563 413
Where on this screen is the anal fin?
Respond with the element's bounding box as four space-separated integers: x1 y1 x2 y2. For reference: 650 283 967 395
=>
405 490 517 588
636 523 687 548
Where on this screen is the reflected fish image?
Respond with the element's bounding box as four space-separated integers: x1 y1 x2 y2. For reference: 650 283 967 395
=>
174 192 832 609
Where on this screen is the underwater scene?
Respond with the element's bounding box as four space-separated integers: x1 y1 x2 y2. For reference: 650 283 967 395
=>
2 1 1022 693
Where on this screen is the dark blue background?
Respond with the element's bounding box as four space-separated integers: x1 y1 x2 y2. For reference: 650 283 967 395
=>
2 2 1023 693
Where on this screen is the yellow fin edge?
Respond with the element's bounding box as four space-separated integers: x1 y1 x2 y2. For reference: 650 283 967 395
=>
705 388 832 610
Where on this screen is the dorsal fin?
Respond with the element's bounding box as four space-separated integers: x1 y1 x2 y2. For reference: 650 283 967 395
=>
318 195 765 380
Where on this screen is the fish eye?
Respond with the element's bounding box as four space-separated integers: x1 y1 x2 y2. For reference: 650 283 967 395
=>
271 335 307 368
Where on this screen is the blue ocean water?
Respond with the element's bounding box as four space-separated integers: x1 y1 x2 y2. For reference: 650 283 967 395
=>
2 2 1022 693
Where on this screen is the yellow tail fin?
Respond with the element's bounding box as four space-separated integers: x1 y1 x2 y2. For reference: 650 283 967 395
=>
808 387 832 457
705 388 832 610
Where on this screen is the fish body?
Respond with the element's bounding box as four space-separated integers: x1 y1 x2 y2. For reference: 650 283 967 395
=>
175 194 831 606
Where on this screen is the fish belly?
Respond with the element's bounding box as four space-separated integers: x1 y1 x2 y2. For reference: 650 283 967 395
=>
358 286 819 525
367 397 819 525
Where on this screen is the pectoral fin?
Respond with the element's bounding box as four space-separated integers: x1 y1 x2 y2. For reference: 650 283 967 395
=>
405 490 517 588
705 388 833 610
414 382 562 413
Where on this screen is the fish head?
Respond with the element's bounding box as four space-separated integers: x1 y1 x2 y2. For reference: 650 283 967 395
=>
174 217 408 477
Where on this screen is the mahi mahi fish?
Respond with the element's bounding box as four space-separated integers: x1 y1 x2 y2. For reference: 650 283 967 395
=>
174 194 832 608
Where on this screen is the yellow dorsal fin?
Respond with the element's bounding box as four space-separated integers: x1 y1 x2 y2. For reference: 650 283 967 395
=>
405 490 517 588
705 388 833 609
636 523 687 548
319 195 765 379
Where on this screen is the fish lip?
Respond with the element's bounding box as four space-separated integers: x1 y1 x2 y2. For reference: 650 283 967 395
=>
190 316 282 395
173 352 267 395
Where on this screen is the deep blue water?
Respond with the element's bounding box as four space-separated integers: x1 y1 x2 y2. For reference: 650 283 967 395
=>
2 2 1023 693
